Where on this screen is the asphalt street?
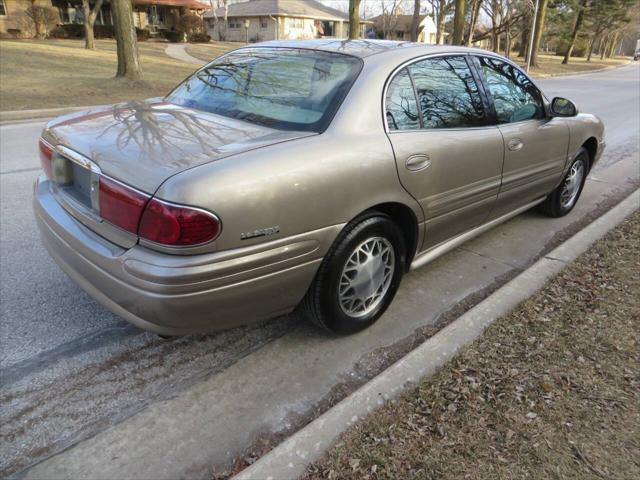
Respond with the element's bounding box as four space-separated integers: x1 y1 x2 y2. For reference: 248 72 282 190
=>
1 63 639 477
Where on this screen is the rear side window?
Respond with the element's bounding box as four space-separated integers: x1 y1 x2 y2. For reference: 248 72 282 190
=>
385 68 420 131
477 56 544 124
409 56 487 129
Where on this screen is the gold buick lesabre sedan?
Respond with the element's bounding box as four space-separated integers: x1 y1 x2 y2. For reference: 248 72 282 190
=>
34 40 605 335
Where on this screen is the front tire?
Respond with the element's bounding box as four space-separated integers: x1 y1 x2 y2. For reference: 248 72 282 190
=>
301 212 406 334
539 148 588 218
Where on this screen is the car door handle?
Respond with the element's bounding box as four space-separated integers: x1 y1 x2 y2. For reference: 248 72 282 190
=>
405 154 431 171
508 138 524 151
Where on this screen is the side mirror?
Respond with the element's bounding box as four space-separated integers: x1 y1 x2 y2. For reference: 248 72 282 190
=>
551 97 578 117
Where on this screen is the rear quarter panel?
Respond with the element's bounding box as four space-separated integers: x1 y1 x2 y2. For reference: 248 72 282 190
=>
154 131 422 252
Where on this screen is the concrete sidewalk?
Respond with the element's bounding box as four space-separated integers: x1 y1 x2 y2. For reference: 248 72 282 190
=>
165 43 205 66
20 157 640 479
235 189 639 480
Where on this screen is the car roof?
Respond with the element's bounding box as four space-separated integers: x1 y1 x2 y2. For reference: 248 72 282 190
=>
252 39 490 59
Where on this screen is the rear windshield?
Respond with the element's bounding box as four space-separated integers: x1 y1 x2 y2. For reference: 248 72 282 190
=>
166 47 362 132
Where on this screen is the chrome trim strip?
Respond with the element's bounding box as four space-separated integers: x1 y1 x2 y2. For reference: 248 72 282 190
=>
410 197 545 270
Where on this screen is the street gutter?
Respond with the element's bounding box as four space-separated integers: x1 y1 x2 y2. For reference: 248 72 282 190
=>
234 189 640 480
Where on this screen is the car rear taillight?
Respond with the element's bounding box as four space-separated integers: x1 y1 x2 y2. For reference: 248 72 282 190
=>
138 198 221 246
39 139 54 180
99 176 150 234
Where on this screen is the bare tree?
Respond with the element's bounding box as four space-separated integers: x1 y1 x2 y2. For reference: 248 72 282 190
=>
381 0 404 39
82 0 104 50
112 0 142 80
466 0 483 46
562 0 587 64
348 0 362 39
529 0 549 67
452 0 465 44
410 0 421 41
427 0 454 44
25 1 58 39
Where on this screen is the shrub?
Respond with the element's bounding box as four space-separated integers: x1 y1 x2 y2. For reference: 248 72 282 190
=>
24 5 59 38
136 27 150 41
50 23 84 39
163 30 184 43
188 32 211 43
177 14 205 36
95 24 115 39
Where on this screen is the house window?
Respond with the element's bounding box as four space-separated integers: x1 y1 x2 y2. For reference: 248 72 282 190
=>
260 17 267 29
229 19 242 29
0 0 6 16
288 18 303 29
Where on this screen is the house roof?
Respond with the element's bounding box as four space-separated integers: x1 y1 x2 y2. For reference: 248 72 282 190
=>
203 0 354 22
134 0 210 9
369 14 433 34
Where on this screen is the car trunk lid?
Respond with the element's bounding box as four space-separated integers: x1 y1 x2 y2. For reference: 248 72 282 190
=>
42 99 313 248
45 99 313 194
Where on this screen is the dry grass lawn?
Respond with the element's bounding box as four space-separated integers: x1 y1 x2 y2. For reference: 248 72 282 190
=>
0 39 630 112
305 211 640 480
0 39 198 111
511 53 630 77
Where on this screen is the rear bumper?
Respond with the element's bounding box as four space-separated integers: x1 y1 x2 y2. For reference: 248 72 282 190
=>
34 177 338 335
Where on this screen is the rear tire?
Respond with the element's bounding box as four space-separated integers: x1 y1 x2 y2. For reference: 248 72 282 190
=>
301 212 406 334
539 148 589 218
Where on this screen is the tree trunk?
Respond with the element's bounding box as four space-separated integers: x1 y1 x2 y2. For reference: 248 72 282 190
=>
600 33 609 59
606 32 619 58
452 0 465 45
530 0 549 67
466 0 482 46
436 9 446 44
410 0 421 42
561 0 586 64
586 33 598 62
82 0 104 50
348 0 361 39
112 0 142 80
519 24 529 57
505 27 511 57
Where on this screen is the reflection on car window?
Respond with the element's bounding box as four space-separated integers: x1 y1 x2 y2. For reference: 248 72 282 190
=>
478 57 544 124
386 68 420 131
166 48 362 132
409 56 486 129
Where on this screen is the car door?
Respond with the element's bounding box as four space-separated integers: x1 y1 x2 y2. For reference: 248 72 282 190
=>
385 55 504 250
473 55 570 218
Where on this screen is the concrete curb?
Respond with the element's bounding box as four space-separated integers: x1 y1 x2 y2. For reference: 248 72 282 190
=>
234 189 640 480
531 60 633 79
0 105 105 123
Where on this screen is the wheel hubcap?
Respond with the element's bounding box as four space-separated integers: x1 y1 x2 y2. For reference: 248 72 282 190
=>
560 159 585 209
338 237 395 318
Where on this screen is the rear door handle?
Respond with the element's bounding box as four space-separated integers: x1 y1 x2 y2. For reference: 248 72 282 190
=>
508 138 524 151
405 154 431 171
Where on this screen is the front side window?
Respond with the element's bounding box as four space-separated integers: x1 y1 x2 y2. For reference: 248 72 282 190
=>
167 48 362 132
477 56 544 124
0 0 6 16
408 56 487 129
385 68 420 131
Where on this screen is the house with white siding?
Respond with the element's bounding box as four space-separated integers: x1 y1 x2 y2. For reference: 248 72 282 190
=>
204 0 370 42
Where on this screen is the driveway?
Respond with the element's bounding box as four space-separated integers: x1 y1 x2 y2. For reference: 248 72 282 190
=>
1 63 639 478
